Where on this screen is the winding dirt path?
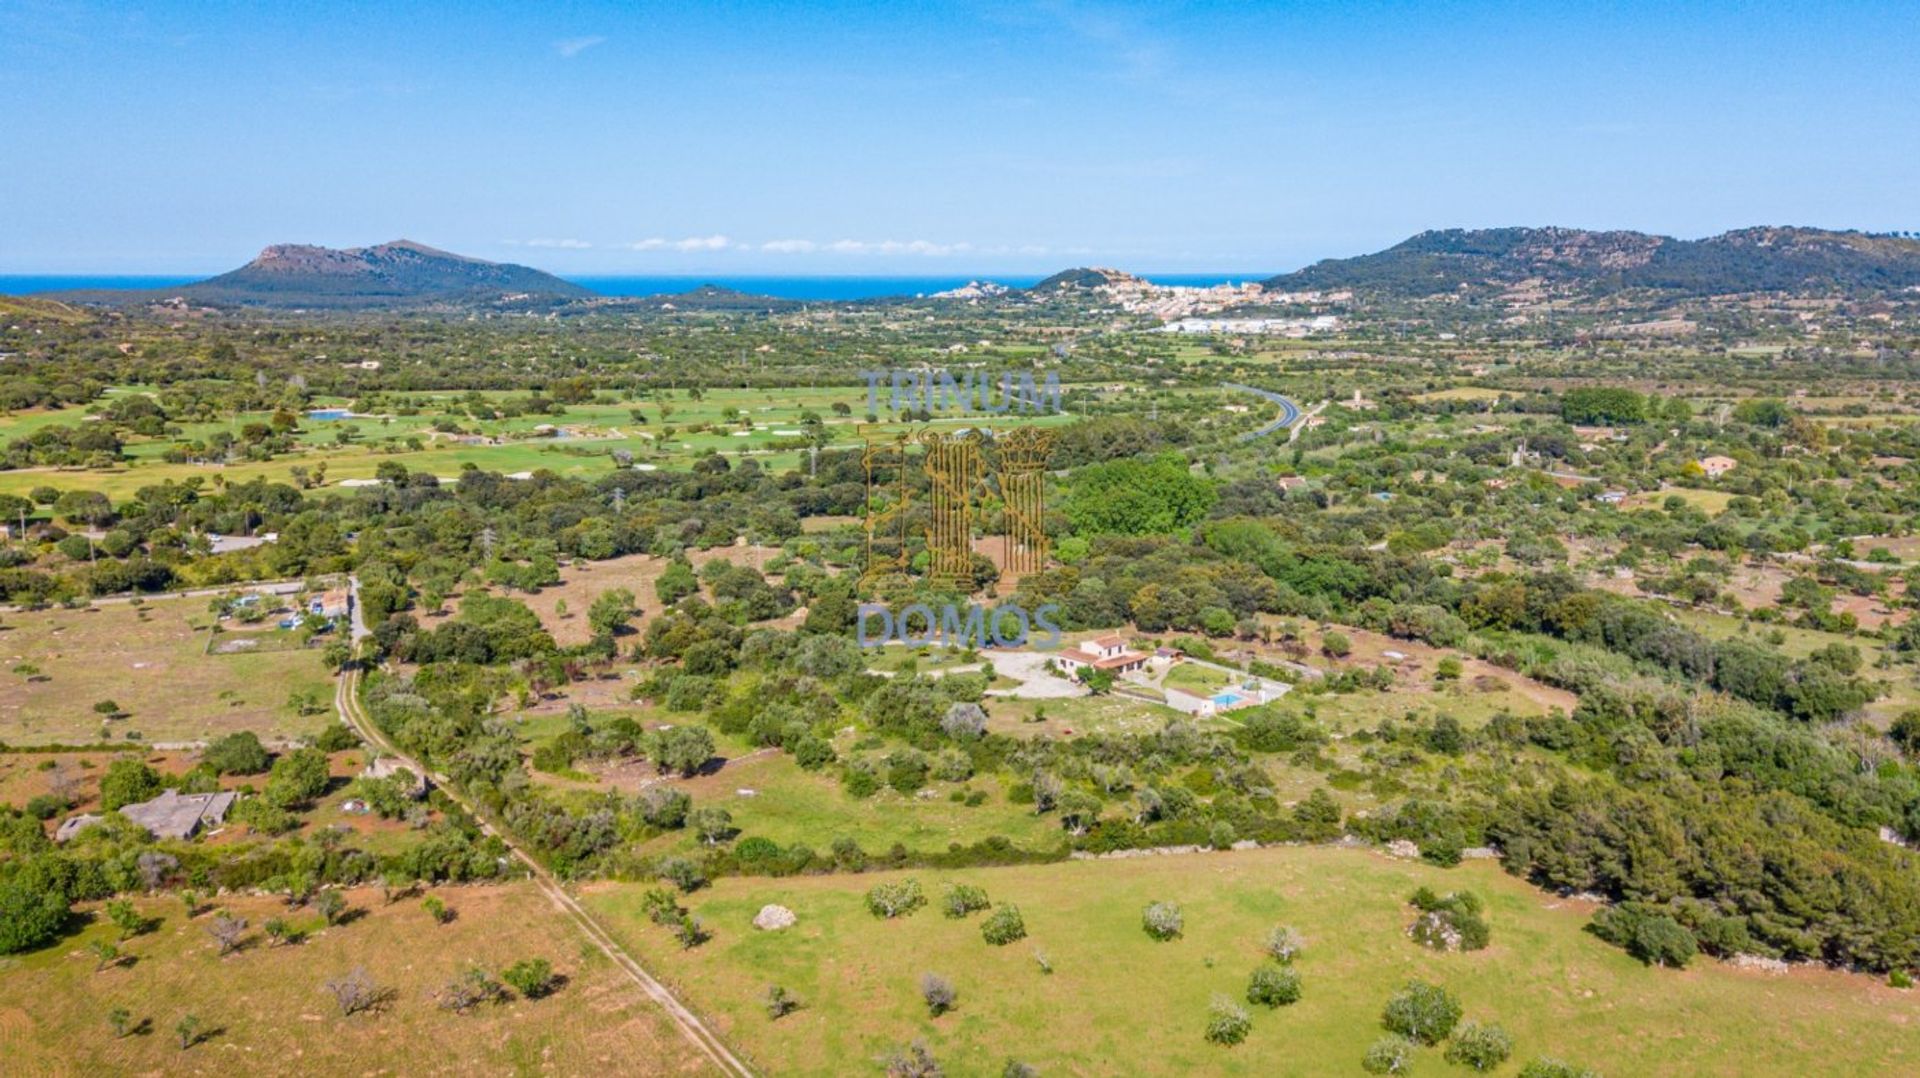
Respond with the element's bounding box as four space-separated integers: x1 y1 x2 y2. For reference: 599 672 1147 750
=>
333 666 753 1077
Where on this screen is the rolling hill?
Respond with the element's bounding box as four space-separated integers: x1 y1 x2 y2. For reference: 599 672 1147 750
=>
50 240 594 309
1263 226 1920 299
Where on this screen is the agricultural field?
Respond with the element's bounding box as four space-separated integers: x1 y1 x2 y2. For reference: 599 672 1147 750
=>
0 594 335 745
0 883 714 1076
625 747 1060 858
585 847 1920 1077
0 382 1097 500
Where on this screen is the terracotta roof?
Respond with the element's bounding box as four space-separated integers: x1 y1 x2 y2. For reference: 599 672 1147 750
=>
1058 643 1147 670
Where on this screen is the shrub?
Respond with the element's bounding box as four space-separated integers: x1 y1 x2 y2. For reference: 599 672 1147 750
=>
99 758 160 811
1444 1022 1513 1071
202 731 271 775
1588 904 1697 968
503 958 555 999
437 965 505 1013
1142 901 1183 941
1203 995 1251 1046
1407 889 1490 952
1246 965 1301 1007
762 984 800 1019
1693 915 1753 958
1264 925 1305 963
981 905 1027 946
942 883 990 919
867 879 927 919
1891 969 1915 990
1381 980 1461 1045
314 889 346 925
671 913 709 949
642 888 685 925
659 857 707 893
883 1040 943 1078
313 724 360 752
0 878 70 954
1362 1034 1417 1075
842 767 880 798
324 966 385 1016
919 972 957 1016
104 900 143 939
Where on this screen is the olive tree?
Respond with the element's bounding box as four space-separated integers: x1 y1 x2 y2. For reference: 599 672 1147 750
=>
1204 995 1251 1046
919 972 957 1016
1142 901 1184 941
1380 980 1461 1045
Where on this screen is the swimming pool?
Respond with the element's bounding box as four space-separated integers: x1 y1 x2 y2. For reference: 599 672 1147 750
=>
307 408 352 420
1212 692 1243 708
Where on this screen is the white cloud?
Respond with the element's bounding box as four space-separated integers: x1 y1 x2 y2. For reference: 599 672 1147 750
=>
628 235 733 252
553 36 606 58
524 234 1044 259
818 239 974 257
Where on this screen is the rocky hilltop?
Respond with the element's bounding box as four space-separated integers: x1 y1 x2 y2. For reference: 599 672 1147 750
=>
1264 226 1920 298
51 240 594 310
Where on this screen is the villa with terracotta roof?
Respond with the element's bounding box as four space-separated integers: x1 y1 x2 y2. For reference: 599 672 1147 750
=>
1698 455 1739 479
1054 634 1149 676
311 587 351 619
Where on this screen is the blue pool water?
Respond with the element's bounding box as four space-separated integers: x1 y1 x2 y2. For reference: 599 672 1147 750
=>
307 408 351 420
1212 692 1244 707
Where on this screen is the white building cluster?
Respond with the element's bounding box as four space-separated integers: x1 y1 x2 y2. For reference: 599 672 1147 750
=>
1159 314 1341 336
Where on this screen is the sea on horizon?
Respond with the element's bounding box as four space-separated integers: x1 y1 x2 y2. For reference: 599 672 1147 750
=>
1 272 1263 303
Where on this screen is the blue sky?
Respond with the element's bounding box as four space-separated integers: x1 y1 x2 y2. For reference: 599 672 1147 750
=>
2 0 1916 274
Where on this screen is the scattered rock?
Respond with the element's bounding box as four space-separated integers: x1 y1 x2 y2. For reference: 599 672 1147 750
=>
1385 839 1420 859
1728 953 1792 975
753 904 796 931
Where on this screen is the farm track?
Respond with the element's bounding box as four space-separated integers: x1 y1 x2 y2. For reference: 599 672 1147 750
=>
332 664 755 1077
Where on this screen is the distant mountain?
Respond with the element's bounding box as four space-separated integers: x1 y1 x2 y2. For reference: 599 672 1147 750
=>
52 240 594 309
1263 226 1920 299
1029 267 1141 292
596 284 802 313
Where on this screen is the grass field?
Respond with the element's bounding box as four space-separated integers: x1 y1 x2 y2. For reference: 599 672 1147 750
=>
1635 486 1736 514
986 692 1197 739
0 595 335 745
1413 387 1505 402
584 847 1920 1077
627 732 1063 858
1163 662 1236 696
0 383 1090 500
0 884 715 1077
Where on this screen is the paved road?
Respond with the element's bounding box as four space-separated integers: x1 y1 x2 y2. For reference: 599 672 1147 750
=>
332 657 752 1076
1223 382 1303 441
